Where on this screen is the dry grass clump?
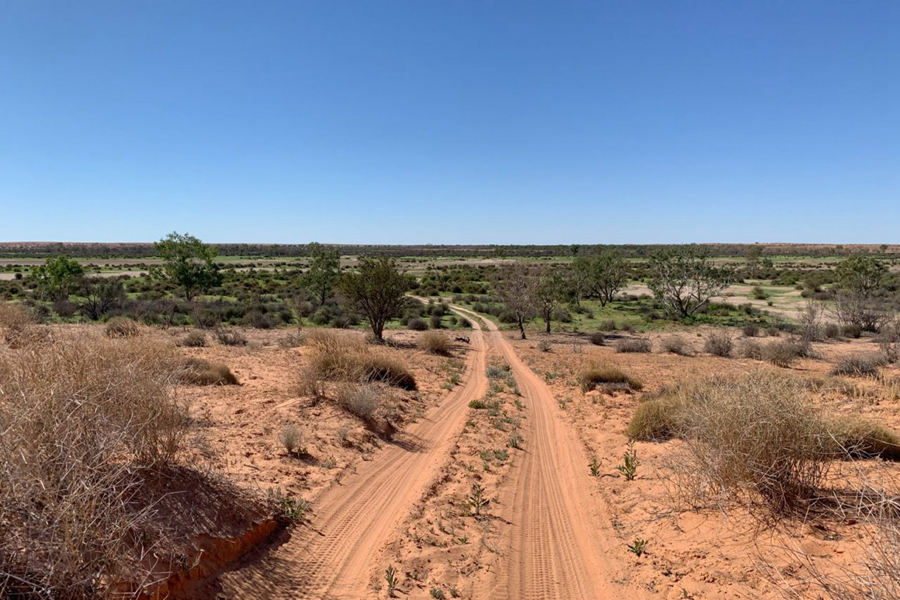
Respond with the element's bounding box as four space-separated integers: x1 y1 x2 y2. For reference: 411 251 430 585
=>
626 391 688 441
178 357 239 386
279 423 305 456
704 330 733 357
579 364 643 393
825 417 900 461
0 302 47 348
588 332 605 346
300 330 417 394
616 338 651 353
830 354 884 377
179 330 208 347
418 330 450 355
0 334 190 596
335 383 381 422
677 370 830 514
739 339 764 360
660 335 692 356
104 316 139 338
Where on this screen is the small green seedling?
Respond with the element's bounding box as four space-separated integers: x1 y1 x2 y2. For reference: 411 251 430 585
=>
588 456 601 477
628 538 647 557
385 565 398 597
466 483 489 516
617 441 639 481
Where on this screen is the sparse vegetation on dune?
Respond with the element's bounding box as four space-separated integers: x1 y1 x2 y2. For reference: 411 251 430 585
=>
179 357 240 385
579 364 643 393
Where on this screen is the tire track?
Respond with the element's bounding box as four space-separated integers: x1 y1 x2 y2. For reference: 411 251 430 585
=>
453 307 619 600
205 312 487 599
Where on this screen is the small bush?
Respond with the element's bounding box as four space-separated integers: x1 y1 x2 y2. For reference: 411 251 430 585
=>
214 327 248 346
762 340 803 368
336 384 380 422
179 358 239 385
179 331 208 347
486 365 510 379
279 423 304 455
599 319 617 332
537 340 552 352
419 330 450 355
830 354 883 377
660 336 691 356
842 323 863 339
704 330 733 357
361 355 417 390
823 323 841 339
52 298 78 318
104 316 139 338
739 339 763 360
742 324 759 337
408 317 428 331
579 365 643 392
430 315 443 329
588 332 605 346
616 338 651 353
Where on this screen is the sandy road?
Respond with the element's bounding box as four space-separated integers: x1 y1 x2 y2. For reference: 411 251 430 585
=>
453 307 618 600
203 311 487 599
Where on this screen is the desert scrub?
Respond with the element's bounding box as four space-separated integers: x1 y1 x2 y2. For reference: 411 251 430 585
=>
418 330 450 355
279 423 305 456
830 354 884 377
104 316 139 338
589 332 605 346
579 365 642 393
825 417 900 461
626 390 688 440
616 338 651 353
703 330 733 357
660 335 691 356
0 334 191 596
335 383 381 422
178 357 239 385
762 340 804 368
677 370 831 514
179 330 208 347
303 330 417 391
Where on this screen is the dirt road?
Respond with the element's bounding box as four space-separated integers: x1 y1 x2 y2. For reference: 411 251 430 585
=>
204 312 487 599
453 307 619 600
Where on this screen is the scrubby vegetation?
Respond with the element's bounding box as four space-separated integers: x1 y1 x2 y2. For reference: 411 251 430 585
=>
579 365 643 393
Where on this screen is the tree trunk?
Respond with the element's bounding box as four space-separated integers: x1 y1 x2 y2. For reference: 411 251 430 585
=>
518 317 527 340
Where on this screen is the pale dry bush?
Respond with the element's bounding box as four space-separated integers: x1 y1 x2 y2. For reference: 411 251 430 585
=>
335 383 381 422
104 316 140 338
0 302 50 349
418 330 450 355
299 330 417 395
675 370 831 516
0 334 190 597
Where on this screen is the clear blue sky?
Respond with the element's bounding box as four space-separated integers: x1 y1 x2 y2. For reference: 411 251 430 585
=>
1 1 897 244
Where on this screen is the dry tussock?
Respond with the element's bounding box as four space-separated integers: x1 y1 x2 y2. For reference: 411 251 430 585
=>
418 330 450 355
299 330 416 393
178 357 239 386
104 316 140 338
578 364 642 393
0 333 190 597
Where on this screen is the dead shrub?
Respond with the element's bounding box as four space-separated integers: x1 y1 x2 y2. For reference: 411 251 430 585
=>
419 330 450 355
579 365 643 393
703 330 733 357
831 354 884 377
616 338 651 353
278 423 305 456
0 334 190 596
762 340 804 368
0 302 43 348
660 335 691 356
739 339 764 360
677 370 830 515
178 357 239 386
179 331 208 347
214 327 248 346
588 332 605 346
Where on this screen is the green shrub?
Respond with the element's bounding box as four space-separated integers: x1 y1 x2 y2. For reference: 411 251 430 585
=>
407 317 428 331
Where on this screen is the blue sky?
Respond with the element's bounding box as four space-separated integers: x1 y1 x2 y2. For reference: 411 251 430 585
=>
0 1 897 244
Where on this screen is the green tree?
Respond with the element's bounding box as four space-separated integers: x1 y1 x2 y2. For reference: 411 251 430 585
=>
31 256 84 300
534 269 566 333
585 250 628 306
647 246 730 318
835 255 886 296
305 242 340 307
79 277 126 320
833 255 890 331
339 256 410 341
150 232 222 301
